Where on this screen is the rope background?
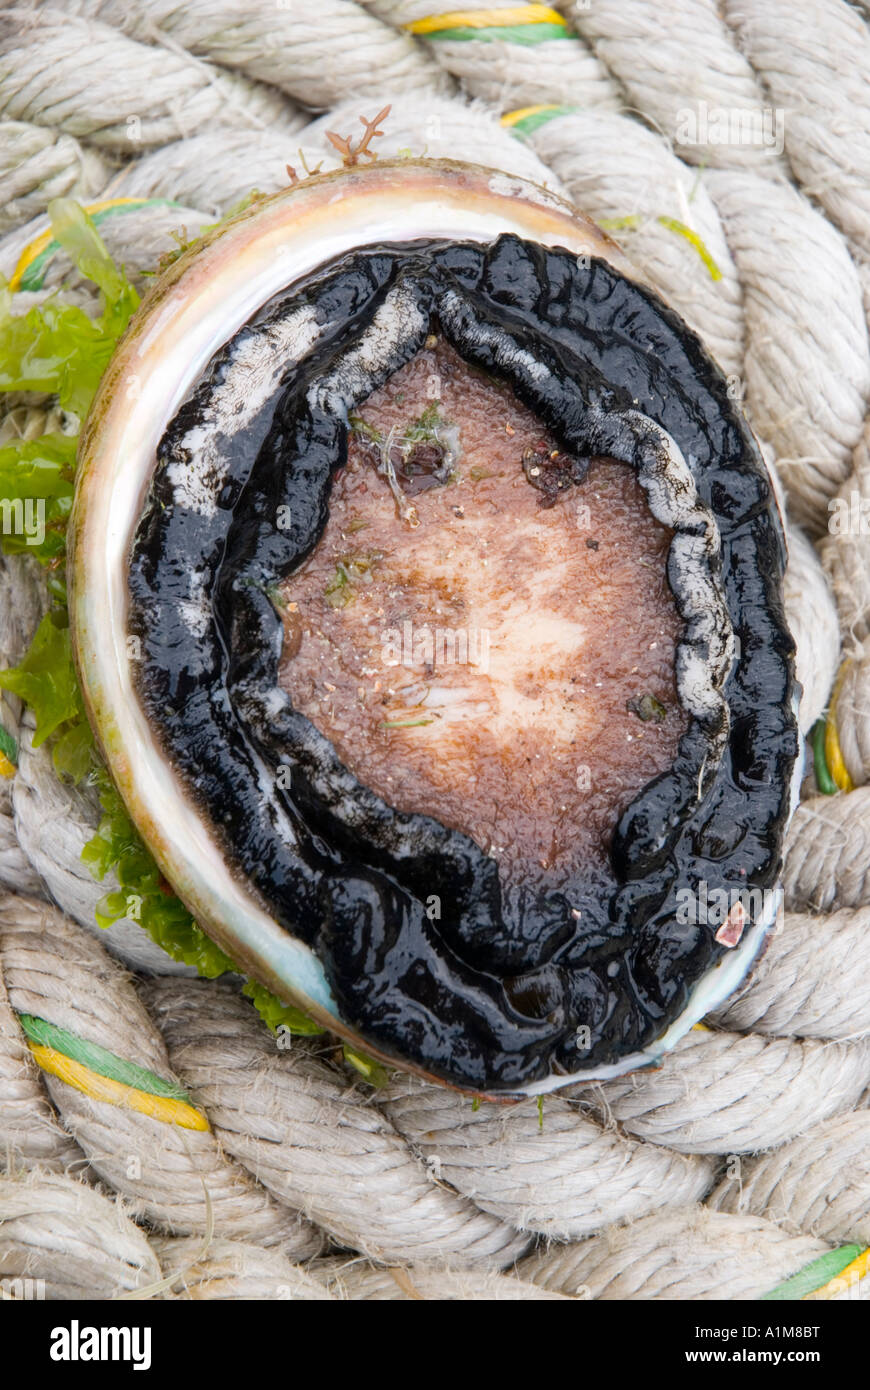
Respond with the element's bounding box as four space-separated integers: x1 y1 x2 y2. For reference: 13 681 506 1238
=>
1 0 869 1301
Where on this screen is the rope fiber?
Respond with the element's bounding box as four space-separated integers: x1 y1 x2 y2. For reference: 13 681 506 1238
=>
0 0 869 1302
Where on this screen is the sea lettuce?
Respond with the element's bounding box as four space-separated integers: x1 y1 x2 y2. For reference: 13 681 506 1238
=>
0 434 76 563
0 198 139 417
0 610 82 747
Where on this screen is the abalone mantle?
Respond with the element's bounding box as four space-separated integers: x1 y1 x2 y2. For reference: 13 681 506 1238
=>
123 231 798 1092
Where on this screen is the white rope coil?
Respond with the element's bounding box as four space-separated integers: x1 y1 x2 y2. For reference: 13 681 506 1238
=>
299 94 566 191
831 652 870 788
820 420 870 646
588 1027 870 1153
713 906 870 1040
0 200 213 294
564 0 786 172
709 1109 870 1247
141 975 531 1269
0 894 322 1258
0 0 868 1301
518 1207 849 1300
706 168 870 533
783 526 840 734
380 1075 716 1240
72 0 451 110
0 553 47 899
0 935 82 1173
313 1256 570 1300
111 132 342 217
0 120 107 233
153 1236 334 1301
785 788 870 912
361 0 620 112
0 1169 162 1300
0 8 302 149
12 717 191 973
723 0 870 261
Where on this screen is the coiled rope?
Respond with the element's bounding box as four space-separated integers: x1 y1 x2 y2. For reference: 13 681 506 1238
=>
0 0 869 1301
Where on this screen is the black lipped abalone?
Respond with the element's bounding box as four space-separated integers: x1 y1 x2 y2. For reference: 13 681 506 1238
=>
71 161 799 1096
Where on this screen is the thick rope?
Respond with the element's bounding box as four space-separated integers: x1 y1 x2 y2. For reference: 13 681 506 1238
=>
107 94 566 214
821 422 870 645
75 0 452 109
0 894 322 1258
586 1027 870 1154
564 0 786 172
0 0 869 1300
111 133 343 218
141 975 531 1268
723 0 870 262
299 94 566 190
706 169 870 534
783 527 840 735
12 716 192 973
829 652 870 788
360 0 620 111
0 120 107 233
0 8 303 148
709 1110 870 1247
379 1074 716 1240
713 906 870 1040
784 788 870 912
0 1169 162 1299
0 937 82 1173
312 1256 570 1300
518 1207 865 1300
153 1236 334 1301
0 198 213 294
0 553 47 899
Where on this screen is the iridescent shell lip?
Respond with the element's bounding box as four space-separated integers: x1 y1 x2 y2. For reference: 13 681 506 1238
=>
70 158 797 1101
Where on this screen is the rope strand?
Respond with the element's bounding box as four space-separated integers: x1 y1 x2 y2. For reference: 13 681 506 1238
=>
0 0 869 1299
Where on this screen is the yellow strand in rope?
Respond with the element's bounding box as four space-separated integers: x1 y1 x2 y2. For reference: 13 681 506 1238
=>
501 103 561 126
825 658 854 792
804 1246 870 1301
406 6 565 36
8 197 152 293
29 1043 210 1131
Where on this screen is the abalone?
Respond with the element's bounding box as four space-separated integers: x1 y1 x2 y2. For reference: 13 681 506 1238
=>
71 160 799 1096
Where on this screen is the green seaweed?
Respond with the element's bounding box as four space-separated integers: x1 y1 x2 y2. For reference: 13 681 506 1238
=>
811 717 838 796
628 693 668 724
341 1045 389 1088
0 611 83 750
0 434 76 563
348 412 383 443
82 768 236 979
324 551 380 607
402 401 444 443
241 978 325 1037
0 199 139 417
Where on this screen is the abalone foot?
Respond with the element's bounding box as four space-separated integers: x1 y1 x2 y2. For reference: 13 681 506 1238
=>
71 161 799 1096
